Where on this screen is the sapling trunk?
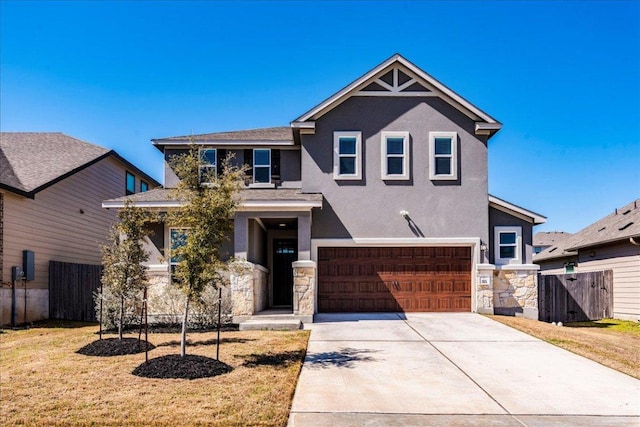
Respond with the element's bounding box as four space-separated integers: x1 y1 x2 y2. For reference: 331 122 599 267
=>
181 297 190 357
119 295 124 340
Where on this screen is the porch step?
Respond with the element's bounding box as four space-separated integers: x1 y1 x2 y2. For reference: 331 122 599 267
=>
239 319 302 331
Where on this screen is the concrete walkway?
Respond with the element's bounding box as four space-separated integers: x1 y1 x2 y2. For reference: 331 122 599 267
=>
288 313 640 427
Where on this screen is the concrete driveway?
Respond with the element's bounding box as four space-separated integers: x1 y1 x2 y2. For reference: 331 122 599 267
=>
288 313 640 427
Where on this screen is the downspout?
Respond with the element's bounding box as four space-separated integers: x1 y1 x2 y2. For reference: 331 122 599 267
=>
630 237 640 246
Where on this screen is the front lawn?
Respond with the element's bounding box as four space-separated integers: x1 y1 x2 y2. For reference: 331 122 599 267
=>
0 322 309 426
488 316 640 379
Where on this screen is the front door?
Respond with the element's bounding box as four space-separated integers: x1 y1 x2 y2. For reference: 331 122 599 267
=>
273 239 297 306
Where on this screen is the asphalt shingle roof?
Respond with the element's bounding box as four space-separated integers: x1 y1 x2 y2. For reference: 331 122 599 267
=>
535 198 640 262
533 231 572 247
152 127 293 143
103 188 323 205
0 132 109 193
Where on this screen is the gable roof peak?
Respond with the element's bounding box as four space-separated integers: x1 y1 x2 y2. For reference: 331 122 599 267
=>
292 54 501 137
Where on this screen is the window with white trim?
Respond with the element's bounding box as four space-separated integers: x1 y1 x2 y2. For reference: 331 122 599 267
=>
169 228 187 278
494 226 522 265
199 148 217 183
381 131 410 180
253 149 271 184
429 132 457 180
333 131 362 180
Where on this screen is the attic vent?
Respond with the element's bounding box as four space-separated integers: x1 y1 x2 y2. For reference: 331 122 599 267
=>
619 222 633 231
549 247 557 253
598 226 606 232
623 209 631 215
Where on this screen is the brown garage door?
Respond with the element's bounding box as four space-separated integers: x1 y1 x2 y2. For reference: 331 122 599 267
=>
318 247 471 313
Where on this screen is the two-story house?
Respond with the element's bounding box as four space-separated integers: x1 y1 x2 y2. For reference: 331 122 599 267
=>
1 132 160 324
103 54 545 323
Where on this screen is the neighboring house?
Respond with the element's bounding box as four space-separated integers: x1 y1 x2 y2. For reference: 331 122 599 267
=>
533 231 571 256
104 54 546 322
0 132 160 324
535 199 640 321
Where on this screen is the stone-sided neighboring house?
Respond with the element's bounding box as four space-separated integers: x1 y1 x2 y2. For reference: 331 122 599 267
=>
104 54 546 323
533 231 572 256
0 132 160 324
535 199 640 321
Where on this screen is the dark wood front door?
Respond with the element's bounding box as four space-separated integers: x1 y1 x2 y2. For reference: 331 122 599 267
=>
273 239 297 306
317 246 471 312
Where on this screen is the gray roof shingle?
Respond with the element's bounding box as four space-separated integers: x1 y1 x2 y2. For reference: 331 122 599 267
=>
1 132 109 193
533 231 572 247
103 188 323 206
0 132 159 196
152 126 293 143
535 199 640 261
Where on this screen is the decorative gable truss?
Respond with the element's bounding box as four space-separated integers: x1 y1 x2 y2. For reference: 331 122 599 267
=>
291 54 502 138
356 66 434 97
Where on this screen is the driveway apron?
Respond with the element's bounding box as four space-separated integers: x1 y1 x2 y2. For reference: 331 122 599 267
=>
288 313 640 427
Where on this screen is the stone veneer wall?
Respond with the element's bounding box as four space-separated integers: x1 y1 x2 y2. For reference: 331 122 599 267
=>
145 269 232 324
292 260 315 319
493 267 539 319
230 261 269 321
475 264 495 315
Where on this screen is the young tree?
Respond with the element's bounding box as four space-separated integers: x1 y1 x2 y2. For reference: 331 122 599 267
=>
101 201 150 339
167 148 245 357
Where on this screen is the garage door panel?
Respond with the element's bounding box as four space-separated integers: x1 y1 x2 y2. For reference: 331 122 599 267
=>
318 246 472 313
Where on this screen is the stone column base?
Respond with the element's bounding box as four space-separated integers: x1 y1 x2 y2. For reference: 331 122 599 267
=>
292 260 315 316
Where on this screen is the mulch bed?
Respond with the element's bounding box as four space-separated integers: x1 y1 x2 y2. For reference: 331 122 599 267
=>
77 338 156 357
132 354 232 379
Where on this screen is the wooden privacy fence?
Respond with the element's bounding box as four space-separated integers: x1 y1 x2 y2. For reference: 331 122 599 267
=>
538 270 612 323
49 261 102 321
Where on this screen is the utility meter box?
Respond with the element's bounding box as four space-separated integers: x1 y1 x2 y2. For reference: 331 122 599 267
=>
11 266 24 282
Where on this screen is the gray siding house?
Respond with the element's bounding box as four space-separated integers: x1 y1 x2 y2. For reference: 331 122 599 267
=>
105 54 545 322
535 199 640 321
0 132 160 324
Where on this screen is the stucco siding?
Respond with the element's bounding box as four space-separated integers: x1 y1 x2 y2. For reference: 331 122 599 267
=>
489 207 534 264
1 156 152 323
301 96 489 242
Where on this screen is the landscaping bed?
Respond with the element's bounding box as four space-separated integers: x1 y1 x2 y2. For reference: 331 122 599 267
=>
488 315 640 379
1 321 309 426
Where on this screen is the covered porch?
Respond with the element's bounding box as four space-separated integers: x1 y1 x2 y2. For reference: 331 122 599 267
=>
230 190 322 323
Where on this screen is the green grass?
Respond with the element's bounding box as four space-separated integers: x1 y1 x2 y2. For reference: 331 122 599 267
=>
564 318 640 335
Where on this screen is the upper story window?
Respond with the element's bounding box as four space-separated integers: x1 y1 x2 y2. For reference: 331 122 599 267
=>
199 148 217 183
140 181 149 192
333 131 362 180
381 131 410 180
253 149 271 184
126 172 135 195
429 132 457 180
494 226 522 265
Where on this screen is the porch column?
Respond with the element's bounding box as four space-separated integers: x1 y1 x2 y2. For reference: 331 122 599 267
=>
292 260 315 318
297 212 311 261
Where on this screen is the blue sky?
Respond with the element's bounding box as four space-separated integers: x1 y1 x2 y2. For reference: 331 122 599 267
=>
1 1 638 233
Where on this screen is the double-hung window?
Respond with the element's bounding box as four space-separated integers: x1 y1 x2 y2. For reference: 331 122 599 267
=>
494 226 522 265
199 148 217 184
140 181 149 192
333 131 362 180
381 131 409 180
253 149 271 184
429 132 457 180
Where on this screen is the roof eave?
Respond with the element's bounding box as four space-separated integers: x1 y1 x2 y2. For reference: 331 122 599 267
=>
566 233 640 252
293 53 500 129
489 195 547 225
